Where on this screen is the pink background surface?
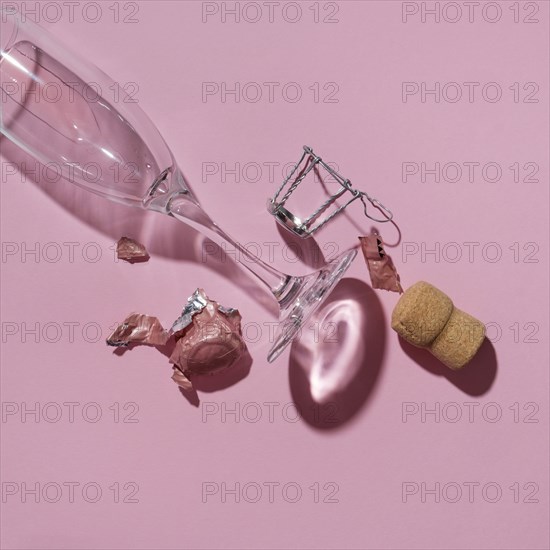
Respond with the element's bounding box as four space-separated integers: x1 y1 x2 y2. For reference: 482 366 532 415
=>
1 1 549 549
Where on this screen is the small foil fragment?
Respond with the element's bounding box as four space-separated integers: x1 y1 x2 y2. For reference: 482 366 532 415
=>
359 234 403 293
170 288 209 338
116 236 150 263
169 289 246 389
106 313 169 347
171 367 194 391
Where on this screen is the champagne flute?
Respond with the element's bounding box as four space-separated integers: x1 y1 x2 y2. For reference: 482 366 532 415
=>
0 9 357 362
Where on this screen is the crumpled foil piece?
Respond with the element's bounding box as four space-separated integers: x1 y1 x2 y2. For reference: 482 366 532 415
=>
107 290 246 393
106 313 169 347
169 289 246 390
359 234 403 293
116 236 150 263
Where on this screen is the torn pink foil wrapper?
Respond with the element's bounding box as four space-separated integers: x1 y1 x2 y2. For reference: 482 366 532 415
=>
359 235 403 293
116 236 150 263
106 314 169 347
106 289 246 392
169 289 246 390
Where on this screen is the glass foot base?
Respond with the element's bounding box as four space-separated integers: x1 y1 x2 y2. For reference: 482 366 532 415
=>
267 249 357 363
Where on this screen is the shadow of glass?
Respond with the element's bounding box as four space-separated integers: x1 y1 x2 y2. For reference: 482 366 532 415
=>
288 277 386 430
0 137 278 315
275 223 328 269
398 337 498 396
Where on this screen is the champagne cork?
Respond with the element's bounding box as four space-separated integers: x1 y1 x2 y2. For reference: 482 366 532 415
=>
391 281 485 370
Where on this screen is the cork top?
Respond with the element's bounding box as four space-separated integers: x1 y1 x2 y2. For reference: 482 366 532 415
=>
391 281 454 347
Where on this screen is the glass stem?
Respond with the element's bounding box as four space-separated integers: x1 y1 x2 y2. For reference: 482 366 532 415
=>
166 192 301 303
